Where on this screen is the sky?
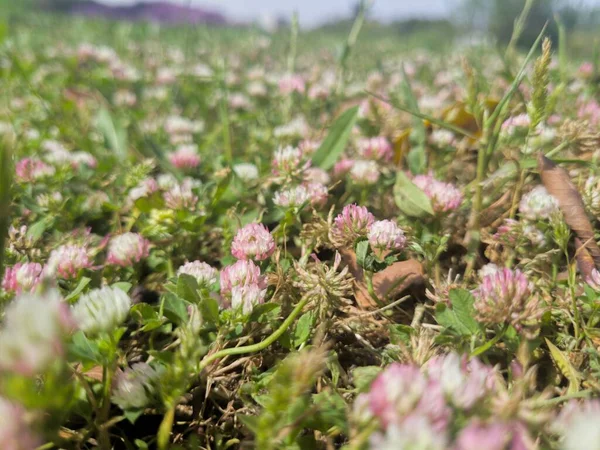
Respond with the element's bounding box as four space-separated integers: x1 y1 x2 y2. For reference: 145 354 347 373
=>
98 0 600 26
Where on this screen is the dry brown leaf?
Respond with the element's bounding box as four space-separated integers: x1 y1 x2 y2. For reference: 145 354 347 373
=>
339 249 424 309
538 153 600 278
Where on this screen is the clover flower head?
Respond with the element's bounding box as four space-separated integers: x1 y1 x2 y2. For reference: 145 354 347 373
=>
412 173 463 213
273 185 310 208
0 289 73 375
72 286 131 335
230 284 266 314
168 144 201 169
553 400 600 450
454 420 511 450
231 223 275 261
331 204 375 246
233 163 259 182
586 269 600 292
0 397 42 449
357 136 393 162
349 159 380 185
112 362 163 410
2 262 44 294
272 145 308 178
46 244 92 279
15 158 55 182
278 74 306 95
107 233 150 266
220 259 266 294
163 180 198 210
519 185 559 221
177 260 218 287
367 220 407 253
304 167 330 185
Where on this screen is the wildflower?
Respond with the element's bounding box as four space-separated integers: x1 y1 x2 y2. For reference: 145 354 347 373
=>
112 363 163 410
587 269 600 291
70 151 97 169
46 244 92 279
72 286 131 336
368 363 427 427
454 421 511 450
113 89 137 107
429 129 455 147
304 167 330 185
501 113 530 136
229 93 251 110
305 182 329 206
233 162 259 182
107 233 150 266
231 223 275 261
0 398 42 449
331 204 375 246
163 180 198 210
519 186 559 221
298 139 322 157
367 220 407 253
0 290 73 375
272 145 308 178
425 353 496 410
349 160 380 185
168 144 201 169
273 185 310 208
478 263 500 280
247 81 267 97
128 178 159 203
220 260 266 295
553 400 600 450
230 284 266 314
369 415 448 450
357 137 393 162
15 158 55 182
177 261 218 287
293 252 353 302
273 116 309 139
2 262 43 294
412 173 463 213
474 268 542 335
333 158 355 178
278 74 306 95
582 175 600 217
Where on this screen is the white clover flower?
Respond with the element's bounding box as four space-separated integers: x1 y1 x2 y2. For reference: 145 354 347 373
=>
349 160 380 185
233 163 259 182
0 289 73 375
112 363 163 410
72 286 131 335
231 284 266 314
519 186 559 221
177 261 218 287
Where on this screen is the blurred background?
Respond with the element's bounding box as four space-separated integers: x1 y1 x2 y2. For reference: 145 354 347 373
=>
1 0 600 56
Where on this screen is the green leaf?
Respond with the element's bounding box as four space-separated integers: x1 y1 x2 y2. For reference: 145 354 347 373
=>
112 282 132 294
162 293 189 325
248 303 280 323
309 390 348 434
389 324 414 345
68 331 102 365
65 277 91 302
351 366 381 392
94 108 128 161
292 311 316 347
176 274 200 303
546 338 581 394
26 217 53 242
400 64 427 174
355 240 370 268
311 106 359 170
0 140 12 281
199 294 220 325
124 408 144 424
393 171 434 218
435 289 480 336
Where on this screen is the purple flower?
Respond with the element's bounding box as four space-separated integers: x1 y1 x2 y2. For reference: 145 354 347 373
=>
231 223 275 261
168 144 201 169
357 136 393 162
46 244 92 279
278 74 306 95
474 268 542 335
367 220 407 253
2 262 43 294
220 260 266 295
368 363 427 428
272 145 308 179
412 173 463 213
15 158 55 182
0 397 42 449
107 233 150 267
454 420 511 450
331 204 375 246
163 180 198 210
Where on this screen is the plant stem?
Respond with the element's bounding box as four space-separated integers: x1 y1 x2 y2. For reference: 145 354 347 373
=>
157 404 175 450
471 325 508 357
198 295 310 371
98 361 115 450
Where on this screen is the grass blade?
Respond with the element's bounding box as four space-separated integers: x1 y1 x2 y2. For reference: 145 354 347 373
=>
0 137 13 281
311 106 359 170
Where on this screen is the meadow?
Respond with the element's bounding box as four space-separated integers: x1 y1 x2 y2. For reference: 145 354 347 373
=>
1 4 600 449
